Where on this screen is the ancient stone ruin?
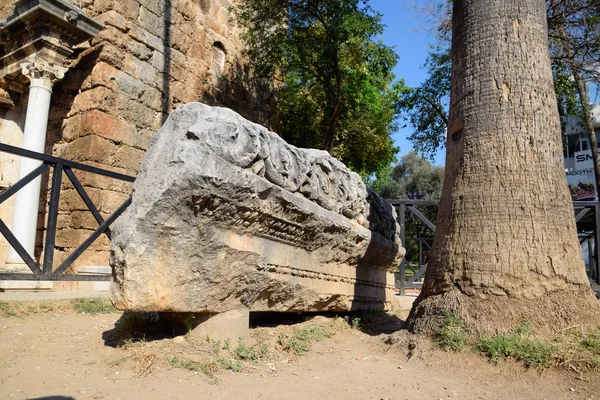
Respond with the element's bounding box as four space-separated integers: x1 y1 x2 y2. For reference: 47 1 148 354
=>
110 103 404 323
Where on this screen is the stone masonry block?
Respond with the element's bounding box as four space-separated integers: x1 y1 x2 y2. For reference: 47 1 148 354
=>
93 25 129 51
114 72 145 99
97 10 129 32
129 24 164 53
117 98 159 131
123 54 159 88
68 86 118 117
92 0 139 21
80 110 136 146
61 115 81 142
139 85 162 111
99 190 130 213
83 61 121 91
107 145 146 173
137 6 164 39
59 188 102 212
54 135 119 164
98 43 126 70
136 0 165 18
71 210 110 230
72 168 133 193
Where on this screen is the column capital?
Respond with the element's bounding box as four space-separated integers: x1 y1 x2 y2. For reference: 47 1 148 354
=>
20 59 67 91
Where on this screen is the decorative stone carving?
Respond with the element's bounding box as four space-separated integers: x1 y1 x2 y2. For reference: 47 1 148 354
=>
0 0 103 80
110 103 404 314
20 59 67 90
64 10 78 24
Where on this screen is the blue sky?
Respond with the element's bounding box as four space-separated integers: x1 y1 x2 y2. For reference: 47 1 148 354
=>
369 0 446 166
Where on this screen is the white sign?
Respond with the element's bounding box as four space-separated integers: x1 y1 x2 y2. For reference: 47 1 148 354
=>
575 150 594 170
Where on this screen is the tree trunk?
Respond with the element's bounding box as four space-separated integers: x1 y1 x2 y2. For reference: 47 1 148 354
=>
407 0 599 335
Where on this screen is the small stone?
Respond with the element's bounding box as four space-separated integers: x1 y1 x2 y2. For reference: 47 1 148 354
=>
570 388 576 392
172 336 185 344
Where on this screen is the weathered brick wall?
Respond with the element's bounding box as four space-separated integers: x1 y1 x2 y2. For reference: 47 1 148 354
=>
0 0 273 273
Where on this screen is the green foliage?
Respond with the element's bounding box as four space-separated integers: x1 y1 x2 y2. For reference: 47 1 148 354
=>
370 151 442 263
235 0 404 176
233 340 269 361
397 46 451 160
343 315 362 329
207 338 269 372
474 322 555 368
580 329 600 354
401 0 600 159
180 313 195 336
167 355 202 371
435 313 468 351
217 357 243 372
72 298 117 314
374 151 444 200
277 324 332 355
0 301 17 317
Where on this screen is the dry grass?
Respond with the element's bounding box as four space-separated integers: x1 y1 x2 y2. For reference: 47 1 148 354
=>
130 347 159 377
0 298 118 317
0 300 76 316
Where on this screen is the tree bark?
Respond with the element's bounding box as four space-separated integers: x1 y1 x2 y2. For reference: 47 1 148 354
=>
407 0 599 335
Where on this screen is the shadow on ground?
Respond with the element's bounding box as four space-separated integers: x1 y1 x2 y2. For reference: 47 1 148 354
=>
250 311 406 336
102 309 407 347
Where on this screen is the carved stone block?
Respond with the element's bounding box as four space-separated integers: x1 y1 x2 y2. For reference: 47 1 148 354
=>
110 103 405 313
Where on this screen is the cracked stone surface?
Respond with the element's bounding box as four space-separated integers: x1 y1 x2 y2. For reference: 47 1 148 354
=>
110 103 405 313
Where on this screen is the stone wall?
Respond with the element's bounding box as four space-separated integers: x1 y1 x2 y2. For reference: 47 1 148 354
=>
0 0 273 276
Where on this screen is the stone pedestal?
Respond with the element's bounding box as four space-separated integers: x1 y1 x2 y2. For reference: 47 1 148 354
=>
189 309 250 342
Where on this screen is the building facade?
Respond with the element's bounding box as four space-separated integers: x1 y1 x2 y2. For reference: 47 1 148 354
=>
0 0 271 289
563 77 600 201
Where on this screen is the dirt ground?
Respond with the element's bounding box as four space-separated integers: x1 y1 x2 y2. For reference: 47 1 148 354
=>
1 304 600 400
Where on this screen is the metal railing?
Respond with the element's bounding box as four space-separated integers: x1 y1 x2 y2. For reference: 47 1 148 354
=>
0 143 134 281
389 200 437 295
389 199 600 295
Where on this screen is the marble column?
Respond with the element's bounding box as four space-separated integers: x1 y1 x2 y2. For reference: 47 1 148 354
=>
5 59 67 270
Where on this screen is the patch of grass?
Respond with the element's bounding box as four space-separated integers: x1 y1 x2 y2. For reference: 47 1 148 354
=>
580 329 600 354
180 313 195 337
72 298 116 314
278 324 332 355
435 313 468 351
233 340 269 361
217 357 242 372
0 300 73 316
168 355 221 376
168 355 201 371
474 322 555 368
107 355 130 367
342 315 361 329
0 301 17 317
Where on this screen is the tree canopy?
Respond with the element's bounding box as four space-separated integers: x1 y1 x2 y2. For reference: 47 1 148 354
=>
399 0 600 162
372 151 444 200
235 0 406 177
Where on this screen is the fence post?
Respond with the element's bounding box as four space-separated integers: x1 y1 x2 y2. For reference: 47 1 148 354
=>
399 203 406 296
595 203 600 285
